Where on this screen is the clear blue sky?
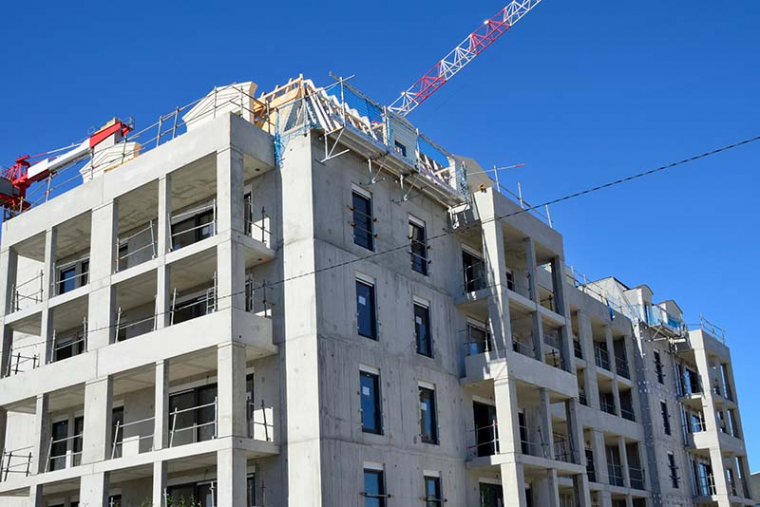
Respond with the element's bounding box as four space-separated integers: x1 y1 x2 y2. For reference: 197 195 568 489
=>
2 0 759 469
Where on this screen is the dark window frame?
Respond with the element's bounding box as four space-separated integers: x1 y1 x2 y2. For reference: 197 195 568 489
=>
356 279 378 340
360 370 382 434
409 219 428 276
414 302 433 358
424 475 443 506
352 191 375 251
419 386 439 445
363 468 387 507
661 401 672 435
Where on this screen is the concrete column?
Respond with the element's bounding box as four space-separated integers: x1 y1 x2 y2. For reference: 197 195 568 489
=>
538 389 554 460
216 146 245 235
216 447 247 506
153 360 170 450
79 472 108 507
500 463 528 506
534 469 560 507
493 378 521 455
217 342 247 438
40 307 54 365
590 430 608 486
625 495 634 507
618 436 631 489
87 202 118 350
155 263 171 330
597 490 613 507
476 190 512 352
40 228 57 364
153 461 168 507
31 394 50 474
524 238 543 360
29 485 44 507
81 377 113 464
565 399 584 465
573 472 592 507
0 324 12 378
550 256 574 372
0 247 18 314
157 176 171 255
0 408 7 455
708 447 730 499
216 239 246 313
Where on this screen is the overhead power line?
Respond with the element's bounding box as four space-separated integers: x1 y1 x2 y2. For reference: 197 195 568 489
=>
4 133 760 353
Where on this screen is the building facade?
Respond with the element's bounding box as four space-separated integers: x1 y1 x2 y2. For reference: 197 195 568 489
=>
0 77 754 506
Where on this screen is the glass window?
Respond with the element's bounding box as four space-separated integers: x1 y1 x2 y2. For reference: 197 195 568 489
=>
419 386 439 444
668 453 679 488
364 469 386 507
50 420 69 471
409 220 428 275
462 251 485 292
360 371 382 434
352 192 374 250
356 280 377 340
479 483 503 507
111 407 124 457
654 351 664 384
661 401 671 435
58 266 77 294
247 474 256 507
73 416 84 466
424 476 442 506
414 303 432 357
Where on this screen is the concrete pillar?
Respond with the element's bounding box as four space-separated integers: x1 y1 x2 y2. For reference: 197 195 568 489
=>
217 342 248 438
155 263 171 330
216 239 246 313
40 228 57 364
0 247 18 314
565 399 584 465
81 377 113 464
79 472 108 507
0 408 7 455
618 436 631 489
708 447 730 499
500 463 528 506
29 484 44 507
40 307 54 365
216 447 247 506
280 134 322 505
524 238 543 360
597 490 613 507
157 176 171 256
476 190 512 352
216 146 245 235
573 472 592 507
0 324 12 378
87 202 118 350
590 430 608 486
535 469 560 507
153 461 168 507
538 388 554 460
32 394 49 475
153 360 170 450
625 495 634 507
493 378 521 455
550 256 574 372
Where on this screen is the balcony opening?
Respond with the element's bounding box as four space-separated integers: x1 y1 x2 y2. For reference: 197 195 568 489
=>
613 338 629 379
598 381 616 416
510 307 536 360
109 365 157 459
169 156 218 252
626 442 645 490
113 270 157 342
577 375 588 407
619 388 635 422
244 188 272 248
51 212 92 297
50 295 89 363
168 250 218 326
551 420 576 464
2 316 43 377
7 232 46 314
593 340 610 372
692 457 715 496
605 444 624 487
41 383 86 472
471 401 498 458
677 362 702 396
583 435 596 482
542 321 567 371
502 229 532 301
464 319 492 357
461 247 486 294
114 181 159 273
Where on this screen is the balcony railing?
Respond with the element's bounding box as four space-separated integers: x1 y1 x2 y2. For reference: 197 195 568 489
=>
573 339 583 359
696 475 716 497
579 389 588 406
10 270 44 312
512 336 535 359
467 421 499 459
169 200 217 252
600 396 616 416
620 405 636 422
615 356 630 379
544 329 561 350
2 350 40 377
51 322 88 363
594 343 610 371
110 415 155 459
0 446 33 482
115 220 157 273
45 432 83 472
607 463 625 487
553 433 576 463
168 398 218 448
629 466 645 490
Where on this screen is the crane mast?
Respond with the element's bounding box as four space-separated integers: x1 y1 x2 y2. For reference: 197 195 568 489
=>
388 0 543 117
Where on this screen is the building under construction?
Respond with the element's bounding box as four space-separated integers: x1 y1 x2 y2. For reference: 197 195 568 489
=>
0 73 754 507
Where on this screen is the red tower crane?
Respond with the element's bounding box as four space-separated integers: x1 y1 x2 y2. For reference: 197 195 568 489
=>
388 0 543 116
0 119 133 213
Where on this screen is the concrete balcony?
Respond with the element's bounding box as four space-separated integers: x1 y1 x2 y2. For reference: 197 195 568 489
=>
0 308 275 409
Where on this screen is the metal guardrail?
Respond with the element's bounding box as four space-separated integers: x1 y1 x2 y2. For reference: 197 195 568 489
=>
3 351 39 377
11 270 44 312
0 447 33 481
115 220 157 272
466 421 499 459
168 398 218 448
594 343 610 371
111 415 155 459
45 432 83 472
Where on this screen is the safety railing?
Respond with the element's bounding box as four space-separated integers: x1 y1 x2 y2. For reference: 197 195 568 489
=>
0 446 34 481
463 326 494 357
466 421 499 459
620 404 636 422
3 350 39 377
246 277 274 320
607 463 625 487
247 399 274 442
168 398 218 448
512 336 536 360
170 282 217 327
629 466 645 490
520 425 549 459
51 321 88 363
506 272 533 301
115 220 157 272
10 270 44 312
169 200 217 252
110 415 155 459
600 395 616 416
114 309 156 343
244 201 272 249
699 314 726 344
45 433 82 472
544 348 566 371
462 258 488 294
594 343 610 371
615 355 630 379
543 329 562 350
552 433 576 464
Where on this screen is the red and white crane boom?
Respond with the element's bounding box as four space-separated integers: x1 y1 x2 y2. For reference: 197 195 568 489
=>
0 119 132 212
388 0 543 116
